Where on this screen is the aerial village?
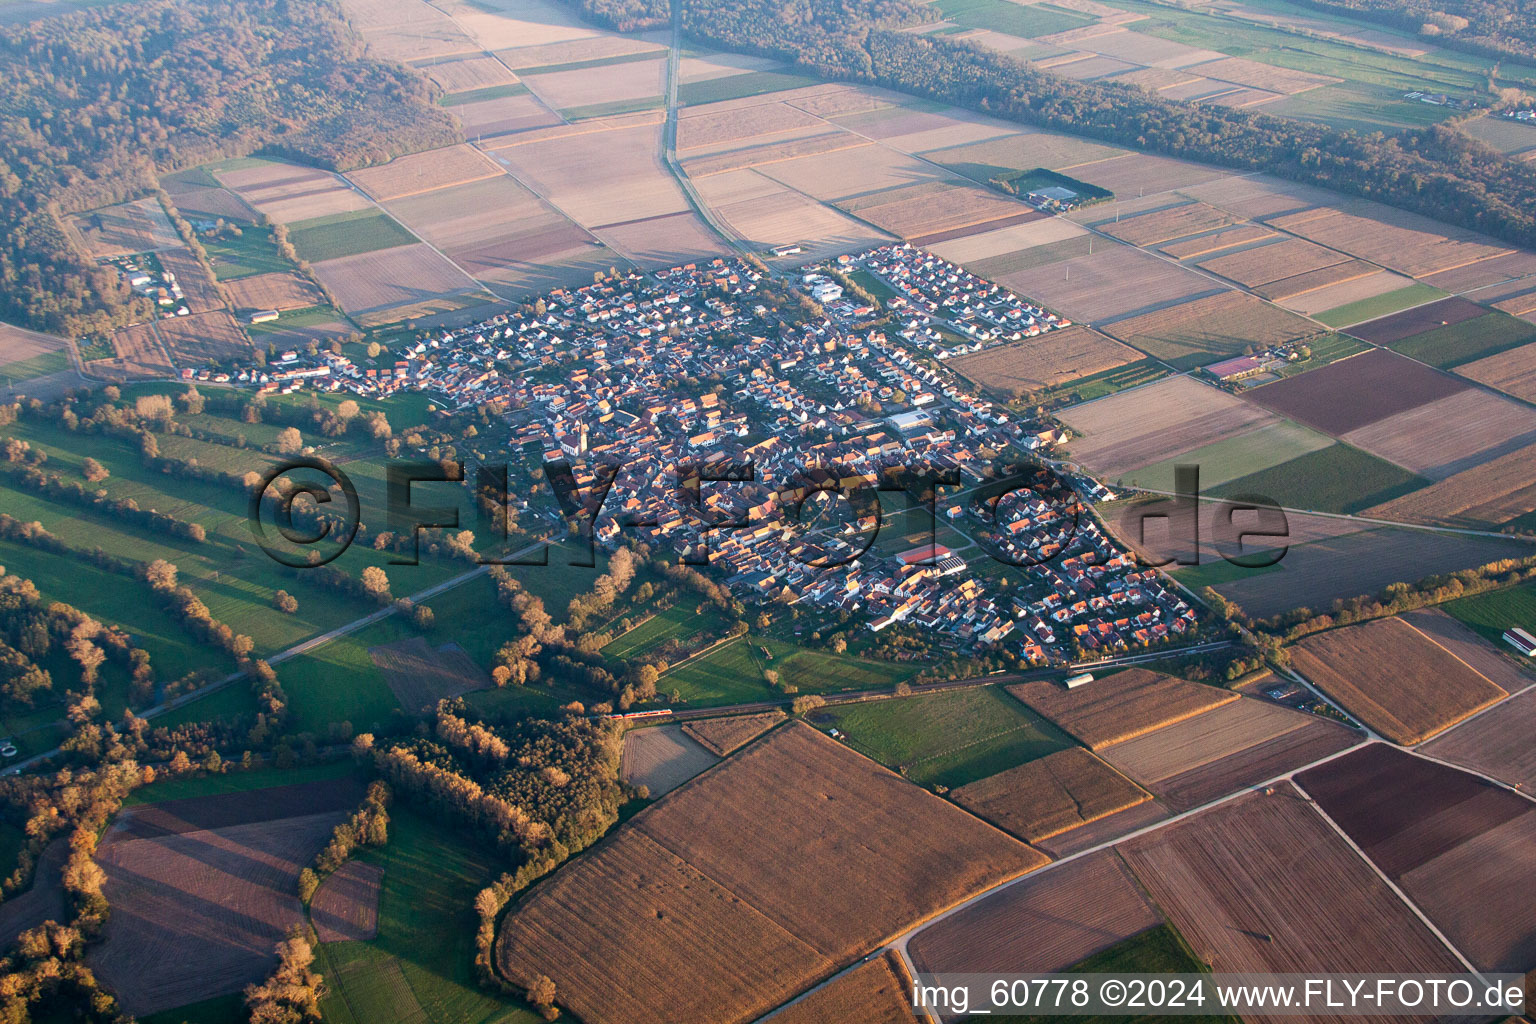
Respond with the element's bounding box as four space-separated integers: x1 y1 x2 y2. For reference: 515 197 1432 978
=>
216 243 1200 661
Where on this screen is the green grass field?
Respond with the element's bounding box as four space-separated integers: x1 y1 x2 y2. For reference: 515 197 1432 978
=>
662 636 774 705
677 70 823 106
1390 312 1536 369
1171 551 1285 591
246 304 350 336
1267 333 1370 379
1026 359 1170 408
202 223 294 281
559 96 665 120
124 759 366 806
439 82 529 106
1318 284 1448 328
316 808 540 1024
601 603 729 661
1119 420 1335 492
1444 581 1536 645
933 0 1093 38
288 210 418 263
140 993 247 1024
0 348 69 382
994 924 1235 1024
818 685 1073 789
1208 443 1428 514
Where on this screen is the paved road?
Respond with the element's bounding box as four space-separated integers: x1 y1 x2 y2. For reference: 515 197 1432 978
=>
0 544 544 776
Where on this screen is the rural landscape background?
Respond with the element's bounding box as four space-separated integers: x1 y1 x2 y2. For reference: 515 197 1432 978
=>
0 0 1534 1021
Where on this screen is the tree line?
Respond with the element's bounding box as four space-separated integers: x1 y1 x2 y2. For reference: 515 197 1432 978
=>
669 0 1536 251
0 0 459 336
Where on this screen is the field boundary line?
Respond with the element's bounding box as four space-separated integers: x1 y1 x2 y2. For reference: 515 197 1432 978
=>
1292 778 1490 981
883 735 1370 958
1411 679 1535 745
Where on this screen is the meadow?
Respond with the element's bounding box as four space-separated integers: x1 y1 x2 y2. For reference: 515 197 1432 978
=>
1316 283 1447 326
202 223 295 281
288 210 419 263
817 685 1073 789
1444 581 1536 645
316 808 540 1024
1390 312 1536 369
1207 441 1427 513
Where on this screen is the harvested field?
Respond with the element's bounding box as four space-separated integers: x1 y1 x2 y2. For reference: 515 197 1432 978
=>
1063 152 1230 195
678 101 824 150
681 710 784 756
1243 348 1466 436
950 747 1151 843
455 91 563 138
347 144 500 201
385 174 603 291
103 322 172 378
1344 295 1488 345
1297 745 1527 877
1058 373 1278 479
697 171 890 261
683 130 869 178
620 724 720 797
0 841 66 951
1279 268 1410 315
926 129 1125 178
1198 239 1352 288
998 242 1219 325
909 211 1044 248
928 216 1086 267
1099 698 1358 811
1007 669 1238 750
156 311 251 366
1290 617 1507 744
421 54 519 94
521 55 664 114
0 322 74 388
1399 607 1535 697
1420 249 1536 293
90 789 358 1015
837 182 1023 242
1267 207 1511 278
368 636 487 712
155 248 223 314
1402 812 1536 974
164 184 254 222
311 243 475 315
592 210 725 269
1120 787 1464 999
337 0 479 61
498 723 1042 1024
310 860 383 943
950 325 1137 397
1097 202 1234 246
1190 55 1339 94
497 35 663 69
770 952 916 1024
492 121 690 225
1492 287 1536 318
1210 528 1528 619
1297 745 1536 973
70 197 179 257
1362 444 1536 527
1159 223 1276 258
757 145 950 205
1035 799 1169 858
217 161 372 223
1339 387 1536 479
909 850 1162 975
1421 688 1536 792
223 272 324 313
1102 290 1317 369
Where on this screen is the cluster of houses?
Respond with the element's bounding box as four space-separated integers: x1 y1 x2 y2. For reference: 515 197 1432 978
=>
222 246 1194 661
846 244 1070 358
1500 108 1536 124
111 257 189 319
